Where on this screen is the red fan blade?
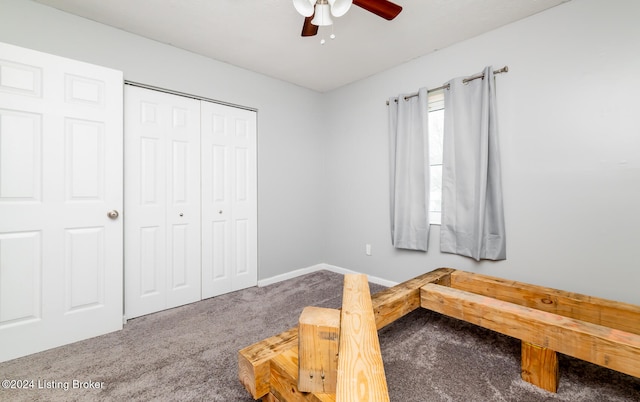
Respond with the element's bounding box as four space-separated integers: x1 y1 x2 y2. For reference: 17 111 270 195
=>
301 15 319 36
353 0 402 20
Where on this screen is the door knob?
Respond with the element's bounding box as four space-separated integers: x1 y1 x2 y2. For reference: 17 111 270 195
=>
107 210 119 219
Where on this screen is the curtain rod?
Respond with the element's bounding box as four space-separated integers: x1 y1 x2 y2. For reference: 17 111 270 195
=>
386 65 508 105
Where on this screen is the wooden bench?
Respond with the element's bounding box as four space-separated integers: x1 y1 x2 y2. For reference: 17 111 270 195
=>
421 270 640 392
238 268 640 400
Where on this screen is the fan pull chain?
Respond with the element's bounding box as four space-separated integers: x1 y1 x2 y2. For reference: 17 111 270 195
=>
321 25 336 45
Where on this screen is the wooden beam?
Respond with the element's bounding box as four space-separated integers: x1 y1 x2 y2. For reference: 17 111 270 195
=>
449 271 640 335
372 268 453 330
298 307 341 393
270 347 336 402
521 341 559 393
239 268 454 399
421 284 640 379
336 274 389 402
239 327 299 399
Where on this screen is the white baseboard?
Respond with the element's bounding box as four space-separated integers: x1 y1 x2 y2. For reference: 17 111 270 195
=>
322 264 399 287
257 264 325 287
258 263 398 288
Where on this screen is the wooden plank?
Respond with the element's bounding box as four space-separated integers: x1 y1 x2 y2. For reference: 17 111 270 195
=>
270 347 336 402
239 268 454 399
371 268 454 330
450 271 640 335
421 284 640 379
336 274 389 402
239 327 299 399
521 341 559 392
298 307 341 393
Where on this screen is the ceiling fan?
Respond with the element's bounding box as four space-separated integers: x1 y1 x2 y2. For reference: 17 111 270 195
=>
293 0 402 37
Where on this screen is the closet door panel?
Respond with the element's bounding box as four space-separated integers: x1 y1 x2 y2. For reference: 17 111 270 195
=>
229 111 257 291
125 90 166 318
124 86 200 319
165 103 201 308
201 101 257 298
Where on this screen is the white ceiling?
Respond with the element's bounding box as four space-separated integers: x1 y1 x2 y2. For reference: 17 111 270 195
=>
33 0 570 92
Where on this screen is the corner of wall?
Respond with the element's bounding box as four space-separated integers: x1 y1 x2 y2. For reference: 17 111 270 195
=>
257 263 398 288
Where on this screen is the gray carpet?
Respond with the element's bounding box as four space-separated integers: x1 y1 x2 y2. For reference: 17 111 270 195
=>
0 270 638 401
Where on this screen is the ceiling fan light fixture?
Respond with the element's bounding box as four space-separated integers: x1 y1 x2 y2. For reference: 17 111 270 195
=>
297 0 402 39
328 0 352 17
293 0 316 17
311 2 333 26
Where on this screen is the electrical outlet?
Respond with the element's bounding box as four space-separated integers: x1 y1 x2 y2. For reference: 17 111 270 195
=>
366 244 372 256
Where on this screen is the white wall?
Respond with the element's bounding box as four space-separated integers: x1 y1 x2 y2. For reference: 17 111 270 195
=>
322 0 640 305
0 0 326 280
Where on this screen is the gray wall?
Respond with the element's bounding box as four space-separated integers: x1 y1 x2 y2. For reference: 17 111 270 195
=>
2 0 639 305
322 0 640 304
0 0 326 280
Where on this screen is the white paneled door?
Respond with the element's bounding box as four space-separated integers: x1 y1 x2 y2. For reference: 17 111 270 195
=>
0 42 123 362
201 101 257 298
124 86 201 319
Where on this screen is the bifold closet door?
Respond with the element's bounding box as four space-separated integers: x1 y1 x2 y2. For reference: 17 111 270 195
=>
0 42 123 362
124 86 201 319
201 101 257 298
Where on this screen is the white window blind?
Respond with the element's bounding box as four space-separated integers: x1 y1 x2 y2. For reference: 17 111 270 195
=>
428 89 444 225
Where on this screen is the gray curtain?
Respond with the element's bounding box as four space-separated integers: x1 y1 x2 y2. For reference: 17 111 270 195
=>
440 66 506 260
388 88 430 251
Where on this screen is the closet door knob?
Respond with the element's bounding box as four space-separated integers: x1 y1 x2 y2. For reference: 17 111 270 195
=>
218 210 223 214
107 210 119 219
179 213 184 217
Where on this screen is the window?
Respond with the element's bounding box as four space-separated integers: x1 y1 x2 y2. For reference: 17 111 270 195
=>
428 89 444 225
